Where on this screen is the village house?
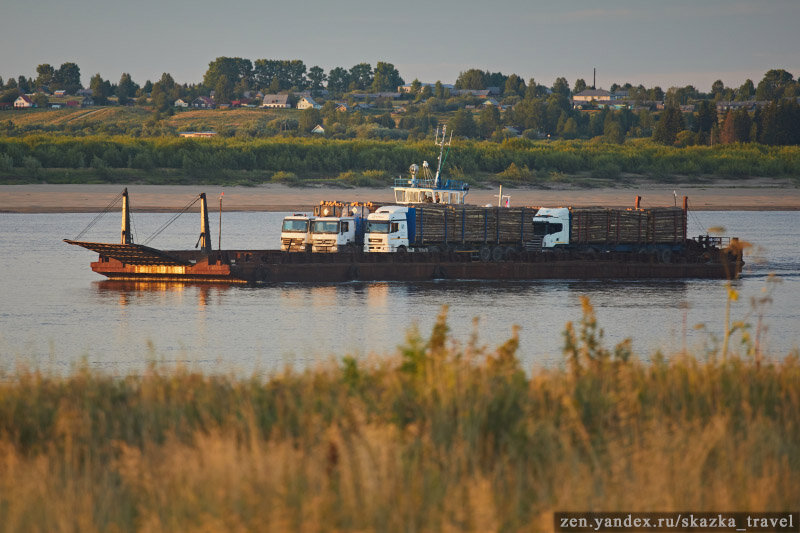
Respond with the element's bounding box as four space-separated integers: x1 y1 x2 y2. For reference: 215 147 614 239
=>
192 96 215 109
296 96 321 110
572 89 611 102
335 103 350 112
311 125 325 134
451 88 500 98
14 95 34 108
179 131 218 138
261 94 290 108
174 99 189 108
398 82 455 93
715 100 767 113
53 90 67 97
571 88 635 109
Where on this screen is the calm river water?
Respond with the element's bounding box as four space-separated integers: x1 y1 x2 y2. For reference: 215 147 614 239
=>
1 210 798 375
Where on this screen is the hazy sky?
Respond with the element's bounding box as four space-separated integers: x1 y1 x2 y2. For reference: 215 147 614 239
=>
2 0 798 91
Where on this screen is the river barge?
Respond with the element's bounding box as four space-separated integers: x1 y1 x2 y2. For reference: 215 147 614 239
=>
65 189 744 284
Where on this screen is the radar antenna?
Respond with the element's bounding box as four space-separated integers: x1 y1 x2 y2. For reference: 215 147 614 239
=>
433 125 452 189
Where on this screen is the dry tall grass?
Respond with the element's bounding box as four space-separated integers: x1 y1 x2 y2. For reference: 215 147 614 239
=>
0 302 797 532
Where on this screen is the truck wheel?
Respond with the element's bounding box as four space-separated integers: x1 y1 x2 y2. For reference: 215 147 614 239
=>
504 246 518 260
480 245 492 262
659 249 673 264
397 245 407 254
492 246 504 262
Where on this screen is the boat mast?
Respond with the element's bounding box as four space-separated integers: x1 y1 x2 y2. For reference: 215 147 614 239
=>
198 193 212 253
433 125 452 189
120 187 132 244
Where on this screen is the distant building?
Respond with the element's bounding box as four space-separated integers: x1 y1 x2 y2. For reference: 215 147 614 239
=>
296 96 321 110
572 89 612 102
53 90 67 97
192 96 215 109
398 82 454 93
335 103 350 112
311 125 325 134
179 131 218 138
571 89 632 109
261 94 290 108
350 92 401 100
14 95 34 108
174 99 189 108
715 100 766 113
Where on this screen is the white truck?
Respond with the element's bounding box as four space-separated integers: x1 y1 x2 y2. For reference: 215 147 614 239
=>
311 214 364 253
364 206 411 252
310 202 378 253
280 214 315 252
364 204 539 259
532 201 690 260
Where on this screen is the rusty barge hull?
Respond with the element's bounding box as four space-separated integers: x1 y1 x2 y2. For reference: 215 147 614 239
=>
66 242 741 283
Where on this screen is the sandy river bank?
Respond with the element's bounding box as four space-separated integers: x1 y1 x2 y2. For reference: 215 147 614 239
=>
1 182 799 213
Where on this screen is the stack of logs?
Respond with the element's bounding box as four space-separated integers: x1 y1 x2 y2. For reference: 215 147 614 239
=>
410 204 539 245
570 207 686 244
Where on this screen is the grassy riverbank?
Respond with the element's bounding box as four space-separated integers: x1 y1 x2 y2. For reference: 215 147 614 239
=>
0 302 797 531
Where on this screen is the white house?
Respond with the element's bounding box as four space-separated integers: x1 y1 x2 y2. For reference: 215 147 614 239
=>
261 94 290 108
174 99 189 108
14 95 34 108
297 96 321 110
311 125 325 134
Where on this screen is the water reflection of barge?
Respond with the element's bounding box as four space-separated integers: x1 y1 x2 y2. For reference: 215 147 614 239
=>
65 188 744 284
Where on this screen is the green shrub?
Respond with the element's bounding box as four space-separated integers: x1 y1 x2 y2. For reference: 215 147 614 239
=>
271 170 299 185
22 156 41 178
0 153 13 171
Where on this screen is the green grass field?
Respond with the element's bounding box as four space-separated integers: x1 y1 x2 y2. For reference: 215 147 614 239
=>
0 301 797 532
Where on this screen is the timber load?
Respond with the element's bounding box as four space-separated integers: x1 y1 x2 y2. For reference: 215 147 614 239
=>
409 204 538 246
570 206 687 245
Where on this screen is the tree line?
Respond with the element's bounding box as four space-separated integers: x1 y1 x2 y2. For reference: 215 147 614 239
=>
2 135 798 182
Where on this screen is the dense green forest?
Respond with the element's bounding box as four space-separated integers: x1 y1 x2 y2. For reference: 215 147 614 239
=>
1 134 798 187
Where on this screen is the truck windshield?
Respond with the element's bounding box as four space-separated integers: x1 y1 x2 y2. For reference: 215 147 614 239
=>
282 219 309 232
312 220 339 234
366 221 390 233
533 222 563 236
